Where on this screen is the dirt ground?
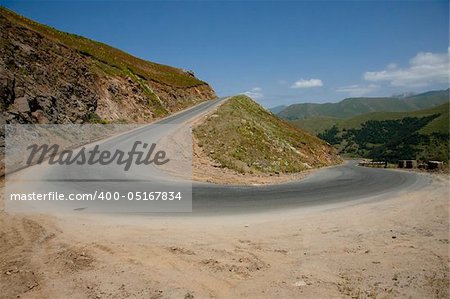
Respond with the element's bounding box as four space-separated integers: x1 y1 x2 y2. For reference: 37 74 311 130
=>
0 172 448 299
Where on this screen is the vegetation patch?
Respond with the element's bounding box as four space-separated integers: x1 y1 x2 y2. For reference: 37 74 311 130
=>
318 111 449 163
124 69 169 118
0 7 205 88
84 112 109 124
193 95 341 174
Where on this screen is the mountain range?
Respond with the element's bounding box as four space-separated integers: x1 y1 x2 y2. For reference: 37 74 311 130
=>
280 91 449 163
276 89 449 121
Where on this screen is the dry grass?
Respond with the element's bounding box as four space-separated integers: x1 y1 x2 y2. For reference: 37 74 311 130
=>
0 7 205 88
193 95 341 174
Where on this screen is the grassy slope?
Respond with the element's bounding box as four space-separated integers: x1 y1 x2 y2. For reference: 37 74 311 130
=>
313 103 449 162
0 7 204 87
291 116 341 135
340 103 449 134
194 95 341 174
279 89 449 121
294 103 449 135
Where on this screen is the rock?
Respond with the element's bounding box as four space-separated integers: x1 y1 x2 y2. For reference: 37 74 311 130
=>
294 280 307 287
0 75 15 108
13 96 30 113
31 110 49 124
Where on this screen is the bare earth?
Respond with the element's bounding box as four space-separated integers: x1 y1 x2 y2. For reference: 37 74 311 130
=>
0 172 448 299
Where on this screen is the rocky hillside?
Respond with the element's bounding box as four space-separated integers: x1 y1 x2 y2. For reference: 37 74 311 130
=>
194 95 341 175
0 7 216 125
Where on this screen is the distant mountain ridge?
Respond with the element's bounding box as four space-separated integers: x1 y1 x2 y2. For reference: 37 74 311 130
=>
269 105 287 114
277 89 449 120
291 102 449 135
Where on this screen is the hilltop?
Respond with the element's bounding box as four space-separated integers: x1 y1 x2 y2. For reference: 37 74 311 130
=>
0 7 216 125
193 95 341 183
278 89 449 121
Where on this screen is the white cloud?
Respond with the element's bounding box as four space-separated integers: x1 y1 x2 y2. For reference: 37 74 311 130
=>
336 84 378 97
291 78 323 88
387 63 397 70
242 87 263 99
364 51 449 87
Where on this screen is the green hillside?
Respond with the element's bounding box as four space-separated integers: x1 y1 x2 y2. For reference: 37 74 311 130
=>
291 116 341 135
339 103 449 134
0 7 204 87
193 96 341 174
269 105 287 114
315 103 449 163
294 103 449 135
278 89 449 120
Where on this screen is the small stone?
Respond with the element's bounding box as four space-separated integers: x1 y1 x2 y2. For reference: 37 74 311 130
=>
294 280 307 287
31 110 49 124
14 96 30 113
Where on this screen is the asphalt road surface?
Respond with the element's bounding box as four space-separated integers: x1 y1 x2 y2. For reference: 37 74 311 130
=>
192 161 428 215
6 97 429 215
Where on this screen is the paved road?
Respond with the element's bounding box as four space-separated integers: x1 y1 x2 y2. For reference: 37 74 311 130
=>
6 97 429 215
193 161 428 215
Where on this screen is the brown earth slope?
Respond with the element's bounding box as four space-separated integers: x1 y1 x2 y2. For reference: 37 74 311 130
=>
0 7 216 125
0 7 216 175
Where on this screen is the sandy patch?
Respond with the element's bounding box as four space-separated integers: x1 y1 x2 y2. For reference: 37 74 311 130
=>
0 172 448 298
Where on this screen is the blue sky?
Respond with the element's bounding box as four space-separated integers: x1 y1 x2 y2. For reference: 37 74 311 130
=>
3 1 449 107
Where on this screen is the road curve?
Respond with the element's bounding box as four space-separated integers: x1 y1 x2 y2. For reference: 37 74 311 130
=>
7 97 430 215
193 161 429 215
